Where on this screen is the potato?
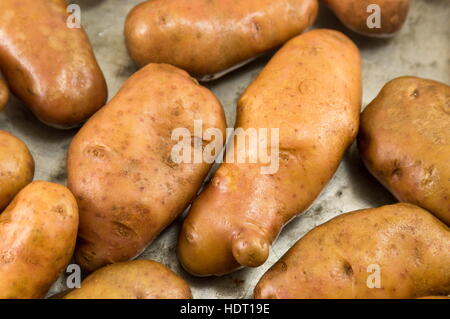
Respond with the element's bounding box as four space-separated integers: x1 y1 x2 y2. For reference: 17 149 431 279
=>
0 181 79 299
0 78 8 111
0 0 107 128
0 130 34 211
178 29 361 276
63 260 192 299
68 63 227 272
125 0 318 80
358 77 450 225
322 0 411 37
254 203 450 299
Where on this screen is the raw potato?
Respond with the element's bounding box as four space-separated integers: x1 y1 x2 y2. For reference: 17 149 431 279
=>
0 181 79 299
68 63 227 272
0 0 107 128
254 203 450 299
178 29 361 276
322 0 411 37
0 78 8 111
358 77 450 225
63 260 192 299
0 130 34 211
125 0 318 79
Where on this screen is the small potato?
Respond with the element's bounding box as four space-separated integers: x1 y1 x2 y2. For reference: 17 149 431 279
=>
358 77 450 225
125 0 318 79
254 203 450 299
322 0 411 37
0 181 79 299
178 29 361 276
0 130 34 211
63 260 192 299
0 0 107 128
68 63 227 272
0 78 8 111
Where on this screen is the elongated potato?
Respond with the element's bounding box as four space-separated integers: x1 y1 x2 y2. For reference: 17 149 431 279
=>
63 260 192 299
0 181 79 299
125 0 318 80
323 0 411 37
0 78 8 111
68 63 227 272
254 203 450 299
178 29 362 276
0 130 34 211
358 77 450 225
0 0 107 128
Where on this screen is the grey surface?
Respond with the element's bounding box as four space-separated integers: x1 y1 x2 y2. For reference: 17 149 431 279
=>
0 0 449 299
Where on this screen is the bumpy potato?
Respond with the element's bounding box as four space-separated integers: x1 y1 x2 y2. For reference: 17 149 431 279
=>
68 63 227 272
63 260 192 299
0 181 79 299
125 0 318 80
0 0 107 128
323 0 411 37
0 78 8 111
178 29 361 276
254 203 450 299
358 77 450 225
0 130 34 211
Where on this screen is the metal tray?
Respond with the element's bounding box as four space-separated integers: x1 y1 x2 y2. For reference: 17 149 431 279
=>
0 0 448 299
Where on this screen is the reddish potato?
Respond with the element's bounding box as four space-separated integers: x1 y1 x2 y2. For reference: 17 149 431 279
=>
178 29 361 276
358 77 450 225
125 0 318 79
0 78 8 111
68 63 226 272
0 0 107 128
63 260 192 299
255 203 450 299
0 181 79 299
0 130 34 211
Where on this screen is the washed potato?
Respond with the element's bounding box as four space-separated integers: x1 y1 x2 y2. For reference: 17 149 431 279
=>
68 63 227 272
0 78 8 111
254 203 450 299
0 130 34 211
358 77 450 225
63 260 192 299
178 29 362 276
0 0 107 128
0 181 79 299
323 0 411 37
125 0 318 80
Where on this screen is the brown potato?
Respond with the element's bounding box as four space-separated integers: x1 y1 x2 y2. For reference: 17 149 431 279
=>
125 0 318 80
322 0 411 37
0 78 8 111
0 181 79 299
0 0 107 128
254 203 450 299
0 130 34 211
68 63 227 272
178 29 361 276
63 260 192 299
358 77 450 225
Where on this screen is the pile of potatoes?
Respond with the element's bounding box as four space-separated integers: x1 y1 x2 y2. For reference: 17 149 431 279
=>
0 0 448 300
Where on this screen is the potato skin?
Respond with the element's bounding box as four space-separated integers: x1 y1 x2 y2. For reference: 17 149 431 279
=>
0 78 8 111
358 77 450 225
68 63 227 272
323 0 411 37
63 260 192 299
0 0 107 128
178 29 361 276
0 130 34 211
125 0 318 79
254 203 450 299
0 181 79 299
